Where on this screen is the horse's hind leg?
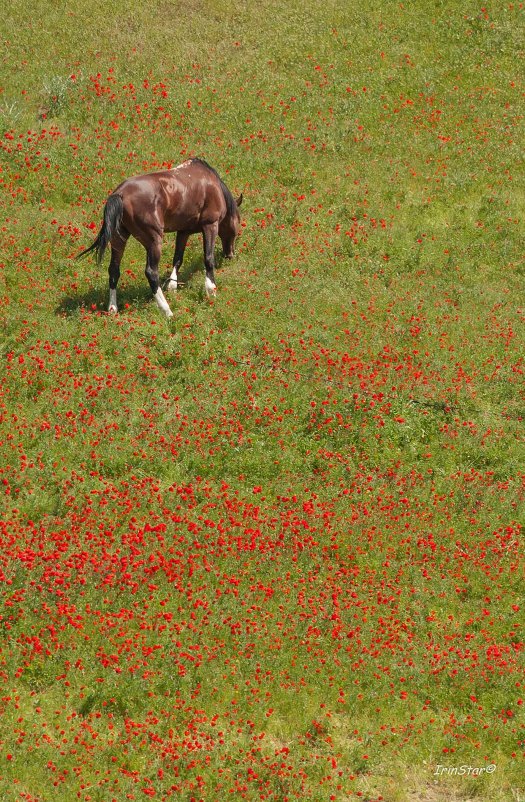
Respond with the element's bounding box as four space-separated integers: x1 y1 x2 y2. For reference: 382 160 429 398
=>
202 222 218 297
166 231 190 291
108 233 129 314
144 238 174 318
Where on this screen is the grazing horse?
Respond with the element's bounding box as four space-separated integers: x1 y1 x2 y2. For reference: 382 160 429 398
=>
77 158 243 318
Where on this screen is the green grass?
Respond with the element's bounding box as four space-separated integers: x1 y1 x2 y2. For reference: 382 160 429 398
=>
0 1 524 801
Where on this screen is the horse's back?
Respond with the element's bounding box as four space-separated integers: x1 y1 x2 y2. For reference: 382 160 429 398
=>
115 163 225 234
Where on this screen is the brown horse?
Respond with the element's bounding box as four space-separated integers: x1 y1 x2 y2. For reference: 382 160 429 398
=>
78 158 243 318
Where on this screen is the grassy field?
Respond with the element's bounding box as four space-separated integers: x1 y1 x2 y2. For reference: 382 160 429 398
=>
1 1 524 800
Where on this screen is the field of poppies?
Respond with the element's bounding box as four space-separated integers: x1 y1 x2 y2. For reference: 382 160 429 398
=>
1 1 524 800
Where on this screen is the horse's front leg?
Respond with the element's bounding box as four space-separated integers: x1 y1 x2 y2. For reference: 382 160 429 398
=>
145 238 174 318
202 222 219 297
108 233 129 313
166 231 190 291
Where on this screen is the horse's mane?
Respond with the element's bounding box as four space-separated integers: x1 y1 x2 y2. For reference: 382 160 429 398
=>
191 158 237 219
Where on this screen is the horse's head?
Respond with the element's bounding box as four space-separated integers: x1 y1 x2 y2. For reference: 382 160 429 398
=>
219 194 243 258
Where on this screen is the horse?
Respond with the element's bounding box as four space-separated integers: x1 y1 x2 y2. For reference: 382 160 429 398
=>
77 158 243 318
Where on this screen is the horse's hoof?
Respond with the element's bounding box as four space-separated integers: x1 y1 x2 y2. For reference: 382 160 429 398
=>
166 280 178 292
108 305 118 314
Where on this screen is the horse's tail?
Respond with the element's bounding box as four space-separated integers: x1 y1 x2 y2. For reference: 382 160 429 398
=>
76 194 124 264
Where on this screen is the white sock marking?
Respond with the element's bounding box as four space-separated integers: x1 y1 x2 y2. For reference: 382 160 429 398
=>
108 289 118 313
154 288 174 318
167 269 178 291
205 276 217 297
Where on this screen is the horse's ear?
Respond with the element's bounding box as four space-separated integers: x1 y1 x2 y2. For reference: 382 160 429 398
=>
236 193 243 207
